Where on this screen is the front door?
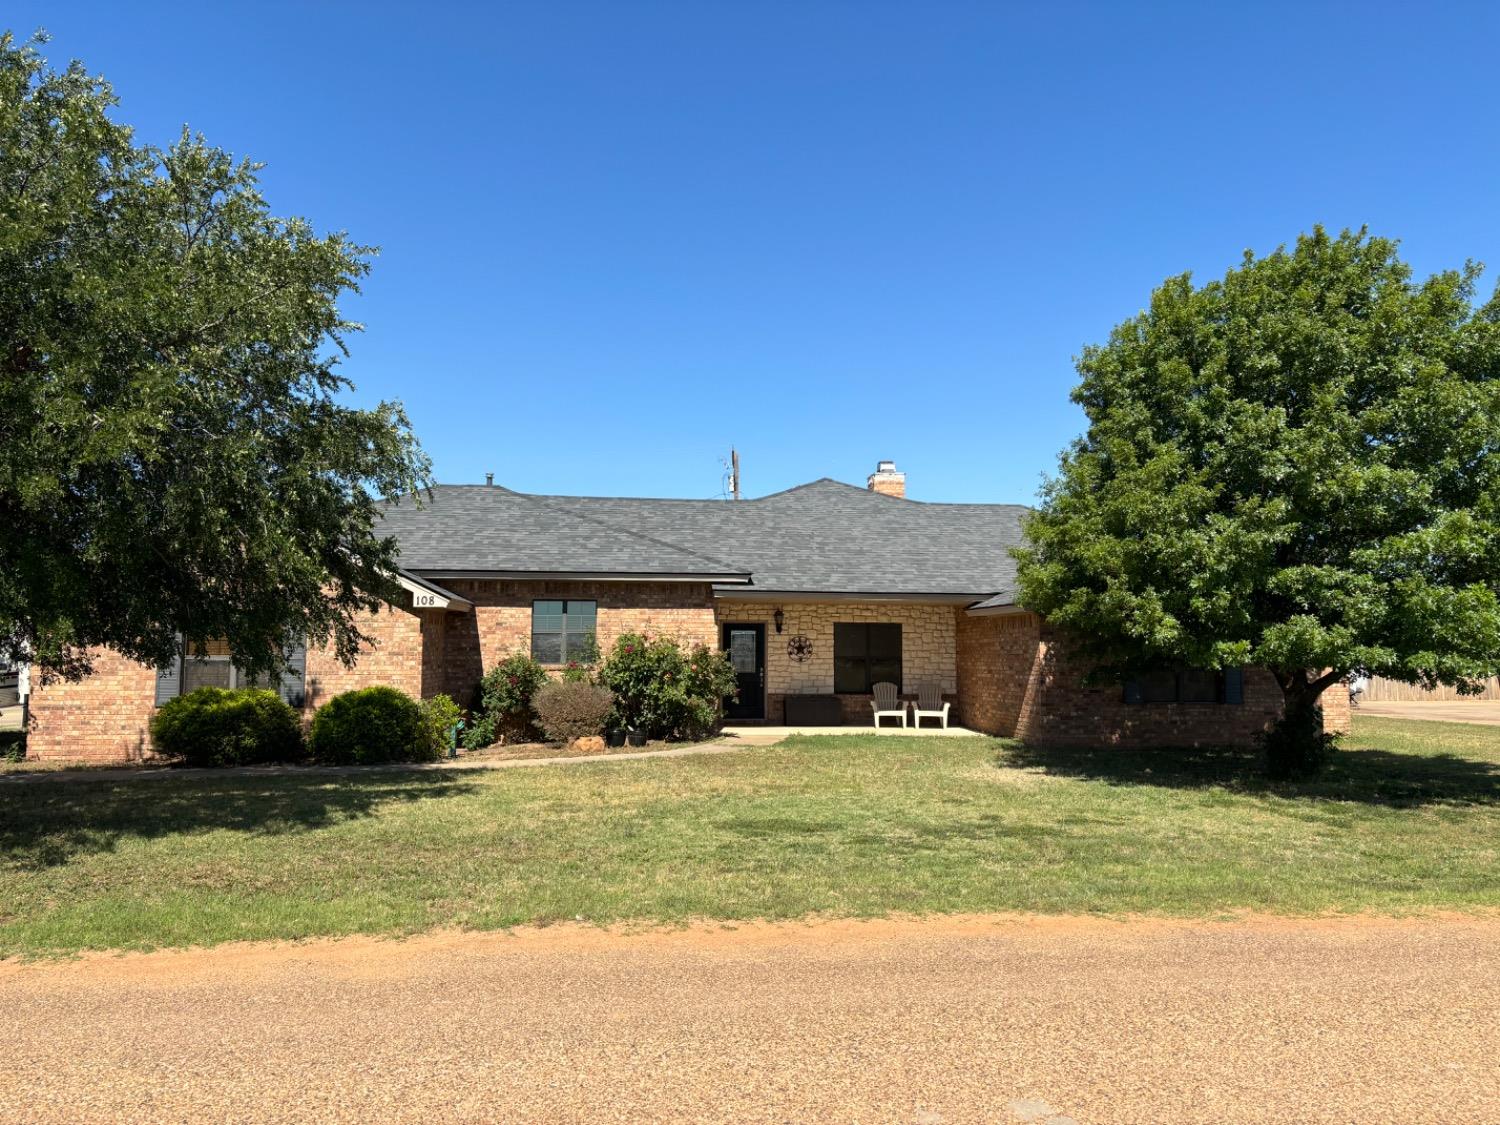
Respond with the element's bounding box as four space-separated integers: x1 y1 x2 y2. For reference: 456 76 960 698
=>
721 623 765 721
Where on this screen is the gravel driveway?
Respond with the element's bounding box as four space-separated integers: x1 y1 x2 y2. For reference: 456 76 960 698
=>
1 914 1494 1124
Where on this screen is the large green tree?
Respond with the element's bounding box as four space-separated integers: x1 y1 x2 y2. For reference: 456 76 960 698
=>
0 33 430 680
1015 226 1500 773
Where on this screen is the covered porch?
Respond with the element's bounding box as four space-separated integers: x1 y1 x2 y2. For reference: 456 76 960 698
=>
714 595 971 726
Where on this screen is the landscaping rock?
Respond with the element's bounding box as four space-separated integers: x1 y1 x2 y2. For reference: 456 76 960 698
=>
570 736 606 752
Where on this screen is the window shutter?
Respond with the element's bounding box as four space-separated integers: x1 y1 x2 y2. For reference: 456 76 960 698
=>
1122 678 1144 705
1222 667 1244 705
280 639 307 708
155 640 183 706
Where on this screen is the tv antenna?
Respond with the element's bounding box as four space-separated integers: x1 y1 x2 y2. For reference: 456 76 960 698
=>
719 448 742 500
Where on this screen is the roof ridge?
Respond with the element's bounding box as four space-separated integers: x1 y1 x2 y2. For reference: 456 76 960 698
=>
388 480 1031 512
748 477 849 500
517 492 750 574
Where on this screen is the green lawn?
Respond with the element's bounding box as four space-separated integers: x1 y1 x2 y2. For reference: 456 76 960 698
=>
1 715 1496 956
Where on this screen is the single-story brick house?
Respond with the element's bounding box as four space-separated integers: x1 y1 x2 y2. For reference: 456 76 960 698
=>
25 461 1349 761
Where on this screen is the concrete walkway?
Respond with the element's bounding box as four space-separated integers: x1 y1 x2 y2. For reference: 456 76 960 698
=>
1359 700 1500 726
2 913 1493 1123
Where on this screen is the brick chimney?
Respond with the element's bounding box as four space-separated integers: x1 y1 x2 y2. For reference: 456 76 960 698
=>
867 459 906 499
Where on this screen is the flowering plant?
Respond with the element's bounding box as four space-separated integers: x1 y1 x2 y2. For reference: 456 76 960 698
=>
597 632 737 739
462 651 549 748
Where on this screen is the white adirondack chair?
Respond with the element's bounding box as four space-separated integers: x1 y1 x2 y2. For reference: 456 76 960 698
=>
870 681 907 729
912 684 951 729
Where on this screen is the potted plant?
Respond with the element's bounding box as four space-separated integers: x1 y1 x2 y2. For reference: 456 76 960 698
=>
625 727 647 747
605 728 626 748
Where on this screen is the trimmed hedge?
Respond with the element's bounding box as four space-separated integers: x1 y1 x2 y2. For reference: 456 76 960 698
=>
308 686 430 765
150 687 303 768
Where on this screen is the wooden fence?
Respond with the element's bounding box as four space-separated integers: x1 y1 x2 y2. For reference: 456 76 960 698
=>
1361 676 1500 702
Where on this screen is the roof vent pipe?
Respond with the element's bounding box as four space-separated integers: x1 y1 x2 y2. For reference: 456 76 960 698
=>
485 473 494 486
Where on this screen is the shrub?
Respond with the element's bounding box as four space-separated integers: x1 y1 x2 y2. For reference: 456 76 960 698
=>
598 633 737 740
533 680 614 743
1 730 26 763
1260 701 1338 780
463 652 549 748
150 687 303 768
417 693 463 758
681 642 739 737
308 686 427 765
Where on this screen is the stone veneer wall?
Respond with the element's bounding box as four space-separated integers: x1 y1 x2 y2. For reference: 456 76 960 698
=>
955 609 1353 747
25 648 160 762
714 600 957 723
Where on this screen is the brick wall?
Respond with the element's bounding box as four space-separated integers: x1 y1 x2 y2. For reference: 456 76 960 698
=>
24 586 1357 761
303 603 442 712
714 600 956 723
435 579 719 709
26 648 159 762
955 608 1042 734
27 605 446 761
956 610 1352 747
1321 674 1353 734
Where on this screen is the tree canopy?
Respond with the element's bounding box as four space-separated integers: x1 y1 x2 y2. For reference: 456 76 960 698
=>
1015 226 1500 766
0 32 430 679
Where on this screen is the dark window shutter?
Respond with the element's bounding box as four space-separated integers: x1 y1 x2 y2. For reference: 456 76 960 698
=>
1221 667 1244 705
155 642 183 706
280 639 307 708
1122 678 1144 705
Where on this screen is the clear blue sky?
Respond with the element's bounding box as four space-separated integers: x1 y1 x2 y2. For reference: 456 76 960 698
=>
15 2 1500 503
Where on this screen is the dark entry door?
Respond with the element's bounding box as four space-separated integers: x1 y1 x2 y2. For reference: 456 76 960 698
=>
721 623 765 721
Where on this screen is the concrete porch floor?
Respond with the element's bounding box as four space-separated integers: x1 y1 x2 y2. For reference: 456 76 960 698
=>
719 723 983 746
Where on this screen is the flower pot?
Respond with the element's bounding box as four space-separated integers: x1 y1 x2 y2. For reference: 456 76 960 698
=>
605 730 626 748
626 729 647 747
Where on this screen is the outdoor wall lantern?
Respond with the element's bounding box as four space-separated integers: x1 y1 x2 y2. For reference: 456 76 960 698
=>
773 607 785 633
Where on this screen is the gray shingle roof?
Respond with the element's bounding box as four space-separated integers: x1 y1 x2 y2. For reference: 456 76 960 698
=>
377 478 1029 600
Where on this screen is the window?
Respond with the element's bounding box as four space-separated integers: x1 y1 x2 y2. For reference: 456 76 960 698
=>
1124 666 1242 705
531 600 597 664
163 637 306 708
834 623 902 694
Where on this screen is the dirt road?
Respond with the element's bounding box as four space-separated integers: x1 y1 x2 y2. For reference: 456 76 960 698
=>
1358 699 1500 726
2 914 1495 1124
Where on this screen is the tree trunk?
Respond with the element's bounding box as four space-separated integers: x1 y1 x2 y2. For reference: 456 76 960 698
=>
1267 668 1341 778
1277 669 1319 720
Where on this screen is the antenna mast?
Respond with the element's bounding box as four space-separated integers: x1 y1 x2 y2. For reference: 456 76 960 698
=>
730 448 741 500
